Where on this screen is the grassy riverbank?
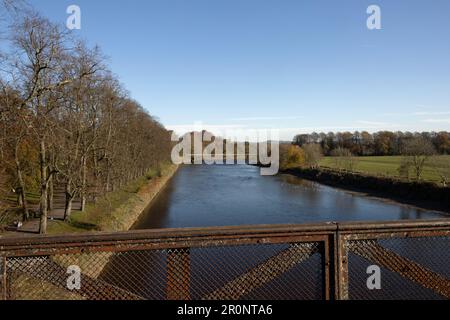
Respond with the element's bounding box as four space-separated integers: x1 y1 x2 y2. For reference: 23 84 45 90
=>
320 156 450 184
47 164 178 235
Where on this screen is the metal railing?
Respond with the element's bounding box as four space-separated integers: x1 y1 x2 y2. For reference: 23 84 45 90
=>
0 220 449 300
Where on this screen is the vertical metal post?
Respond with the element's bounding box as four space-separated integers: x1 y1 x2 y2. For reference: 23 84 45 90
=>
166 248 191 300
336 232 349 300
322 236 332 300
1 256 7 301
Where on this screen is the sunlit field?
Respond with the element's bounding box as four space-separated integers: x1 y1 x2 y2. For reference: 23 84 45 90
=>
320 156 450 184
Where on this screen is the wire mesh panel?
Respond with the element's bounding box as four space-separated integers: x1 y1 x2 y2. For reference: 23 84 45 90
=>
6 256 85 300
241 244 324 300
0 227 331 301
346 236 450 300
99 250 168 300
191 242 324 300
6 252 149 300
1 243 326 301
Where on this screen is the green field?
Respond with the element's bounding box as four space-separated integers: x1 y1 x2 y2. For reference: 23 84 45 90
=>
319 156 450 185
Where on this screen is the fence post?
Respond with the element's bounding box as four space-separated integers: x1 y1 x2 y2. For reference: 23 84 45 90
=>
1 256 6 300
323 234 335 301
166 248 191 300
336 231 349 300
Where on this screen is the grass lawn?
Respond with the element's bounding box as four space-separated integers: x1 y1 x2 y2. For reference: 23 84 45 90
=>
319 155 450 184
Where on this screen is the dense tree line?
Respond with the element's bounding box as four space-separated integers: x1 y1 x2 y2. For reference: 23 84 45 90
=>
0 7 172 233
293 131 450 156
290 132 449 184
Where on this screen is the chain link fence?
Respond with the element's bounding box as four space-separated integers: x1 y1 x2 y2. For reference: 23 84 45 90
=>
2 244 325 300
346 236 450 300
337 221 450 300
0 225 333 300
0 220 449 300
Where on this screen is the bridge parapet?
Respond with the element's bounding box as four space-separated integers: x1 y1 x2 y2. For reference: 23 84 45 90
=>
0 220 449 300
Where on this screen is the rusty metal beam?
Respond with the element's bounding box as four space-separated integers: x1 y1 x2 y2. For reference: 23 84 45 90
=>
322 235 333 300
1 256 6 300
336 233 349 300
203 243 318 300
339 220 450 234
167 249 191 300
2 220 448 255
0 230 335 259
349 241 450 299
0 223 337 246
0 235 331 259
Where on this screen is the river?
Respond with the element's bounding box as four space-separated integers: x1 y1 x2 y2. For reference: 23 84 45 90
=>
133 165 447 230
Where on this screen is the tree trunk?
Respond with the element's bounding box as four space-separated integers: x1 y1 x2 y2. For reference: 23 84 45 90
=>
19 188 28 222
17 191 23 207
15 145 29 221
39 140 48 234
47 172 54 211
81 156 87 211
106 162 111 193
64 181 73 221
92 149 98 204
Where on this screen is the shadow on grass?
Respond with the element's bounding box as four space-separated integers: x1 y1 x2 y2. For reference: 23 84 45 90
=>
69 220 100 231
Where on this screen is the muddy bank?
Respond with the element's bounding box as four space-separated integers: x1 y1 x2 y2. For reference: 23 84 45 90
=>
282 168 450 214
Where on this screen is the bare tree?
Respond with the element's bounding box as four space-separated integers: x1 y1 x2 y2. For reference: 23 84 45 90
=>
10 15 73 233
430 156 450 187
0 84 31 220
303 144 323 169
56 42 102 220
398 157 412 181
401 136 436 181
330 147 358 172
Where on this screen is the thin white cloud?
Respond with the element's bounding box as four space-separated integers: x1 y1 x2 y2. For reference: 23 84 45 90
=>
379 111 450 117
380 112 406 116
422 118 450 124
414 111 450 116
356 120 397 127
167 124 247 132
276 124 398 132
230 116 303 121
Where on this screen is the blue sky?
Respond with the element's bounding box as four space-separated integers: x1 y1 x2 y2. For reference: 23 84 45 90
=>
28 0 450 140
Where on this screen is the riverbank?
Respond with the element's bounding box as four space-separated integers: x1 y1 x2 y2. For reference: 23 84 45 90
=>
282 167 450 214
46 164 179 235
320 156 450 185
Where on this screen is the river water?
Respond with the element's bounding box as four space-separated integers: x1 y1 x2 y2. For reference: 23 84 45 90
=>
133 165 447 229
